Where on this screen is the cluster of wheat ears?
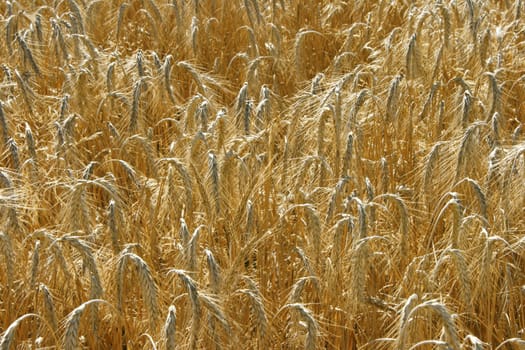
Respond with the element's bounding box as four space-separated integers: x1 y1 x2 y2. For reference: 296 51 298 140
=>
0 0 524 349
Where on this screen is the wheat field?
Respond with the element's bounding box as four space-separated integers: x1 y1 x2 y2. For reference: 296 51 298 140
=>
0 0 524 349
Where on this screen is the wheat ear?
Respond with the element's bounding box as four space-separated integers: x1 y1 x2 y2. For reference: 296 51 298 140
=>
117 253 159 330
1 313 54 350
39 284 58 333
286 303 318 350
164 305 177 350
0 231 15 289
169 269 201 350
64 300 112 350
